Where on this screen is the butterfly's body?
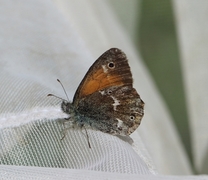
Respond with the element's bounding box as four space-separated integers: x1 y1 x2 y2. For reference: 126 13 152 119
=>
61 48 144 136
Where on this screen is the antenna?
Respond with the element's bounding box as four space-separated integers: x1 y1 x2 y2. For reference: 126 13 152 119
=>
57 79 69 101
47 79 69 102
47 94 66 101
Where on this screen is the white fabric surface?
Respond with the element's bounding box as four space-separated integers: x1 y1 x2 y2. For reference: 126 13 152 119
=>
0 0 207 179
173 0 208 173
0 165 207 180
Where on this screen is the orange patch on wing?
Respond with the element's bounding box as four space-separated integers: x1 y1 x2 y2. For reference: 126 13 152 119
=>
80 68 123 97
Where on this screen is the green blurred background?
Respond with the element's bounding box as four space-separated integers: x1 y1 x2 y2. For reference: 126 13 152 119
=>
108 0 192 170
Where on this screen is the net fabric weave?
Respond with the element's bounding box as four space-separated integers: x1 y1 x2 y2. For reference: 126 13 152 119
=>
1 166 208 180
0 0 207 179
0 111 152 174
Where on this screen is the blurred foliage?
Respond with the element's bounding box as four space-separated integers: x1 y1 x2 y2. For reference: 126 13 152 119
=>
109 0 193 169
137 0 192 165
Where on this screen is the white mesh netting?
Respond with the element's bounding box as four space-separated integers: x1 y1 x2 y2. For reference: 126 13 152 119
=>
0 0 207 179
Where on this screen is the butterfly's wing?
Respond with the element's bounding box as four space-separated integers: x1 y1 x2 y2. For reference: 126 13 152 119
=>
73 48 133 105
72 48 144 135
76 85 144 135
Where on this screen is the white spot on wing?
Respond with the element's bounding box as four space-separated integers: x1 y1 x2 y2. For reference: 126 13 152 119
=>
99 90 105 95
111 96 120 110
116 118 123 128
102 65 108 73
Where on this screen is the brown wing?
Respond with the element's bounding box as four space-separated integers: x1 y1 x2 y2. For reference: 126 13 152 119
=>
73 48 133 106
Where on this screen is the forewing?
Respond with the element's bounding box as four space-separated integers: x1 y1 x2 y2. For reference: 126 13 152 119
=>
73 48 133 106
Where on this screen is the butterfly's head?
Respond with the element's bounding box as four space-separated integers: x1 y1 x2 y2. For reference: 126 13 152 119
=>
61 100 74 115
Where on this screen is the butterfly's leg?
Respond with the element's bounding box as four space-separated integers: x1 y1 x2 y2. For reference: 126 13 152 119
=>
61 117 71 140
80 125 91 148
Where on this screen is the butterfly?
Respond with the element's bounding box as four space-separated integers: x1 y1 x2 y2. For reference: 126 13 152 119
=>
49 48 144 147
